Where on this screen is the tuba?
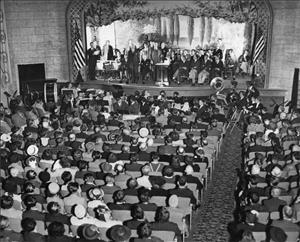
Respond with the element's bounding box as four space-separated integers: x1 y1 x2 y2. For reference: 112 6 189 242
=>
210 77 225 91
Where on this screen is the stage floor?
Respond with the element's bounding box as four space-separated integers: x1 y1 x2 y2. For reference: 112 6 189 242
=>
81 76 286 108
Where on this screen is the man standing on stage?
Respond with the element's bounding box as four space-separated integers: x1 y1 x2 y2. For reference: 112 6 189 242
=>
87 41 101 80
102 40 114 61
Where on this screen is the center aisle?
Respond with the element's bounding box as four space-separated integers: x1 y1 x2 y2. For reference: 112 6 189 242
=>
190 128 242 242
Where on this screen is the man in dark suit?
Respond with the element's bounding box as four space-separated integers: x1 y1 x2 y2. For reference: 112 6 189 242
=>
87 41 101 80
124 205 145 230
262 187 287 212
271 205 300 235
21 217 45 242
158 136 177 155
168 176 197 205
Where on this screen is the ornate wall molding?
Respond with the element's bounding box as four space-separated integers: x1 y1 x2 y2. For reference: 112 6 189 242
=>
0 0 12 91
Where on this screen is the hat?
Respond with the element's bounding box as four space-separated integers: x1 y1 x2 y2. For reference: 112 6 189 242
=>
85 142 95 151
139 127 149 138
48 182 60 195
39 170 50 182
292 145 300 152
251 164 261 175
271 166 282 177
279 112 287 120
82 224 101 240
74 204 86 219
27 145 39 156
110 225 131 242
177 146 185 155
0 133 11 142
168 195 179 208
195 147 204 156
88 187 104 200
269 226 287 242
185 165 194 175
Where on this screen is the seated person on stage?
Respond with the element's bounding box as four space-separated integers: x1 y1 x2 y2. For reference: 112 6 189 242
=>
198 54 212 85
189 52 201 85
238 49 251 76
173 55 190 85
211 55 224 79
140 53 152 84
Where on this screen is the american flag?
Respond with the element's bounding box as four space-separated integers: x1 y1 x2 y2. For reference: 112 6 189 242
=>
253 27 265 64
74 21 85 70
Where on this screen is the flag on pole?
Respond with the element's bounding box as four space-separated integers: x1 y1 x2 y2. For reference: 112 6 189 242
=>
252 27 265 64
74 21 85 70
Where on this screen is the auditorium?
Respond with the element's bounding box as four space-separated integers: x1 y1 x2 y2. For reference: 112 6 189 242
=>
0 0 300 241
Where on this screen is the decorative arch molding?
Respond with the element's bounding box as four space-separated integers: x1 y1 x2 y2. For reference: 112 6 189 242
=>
67 0 273 87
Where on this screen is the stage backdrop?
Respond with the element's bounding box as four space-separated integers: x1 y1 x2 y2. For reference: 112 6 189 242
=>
86 15 248 60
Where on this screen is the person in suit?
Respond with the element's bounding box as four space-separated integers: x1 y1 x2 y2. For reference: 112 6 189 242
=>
102 40 114 61
45 221 76 242
158 136 177 156
101 173 121 195
168 176 197 205
133 222 164 242
107 190 132 210
123 178 139 197
262 187 287 212
198 54 212 85
271 205 300 234
0 215 23 242
21 217 45 242
45 202 71 225
136 187 157 211
235 210 266 240
151 207 182 241
127 40 140 83
87 41 101 80
124 205 146 230
22 195 45 221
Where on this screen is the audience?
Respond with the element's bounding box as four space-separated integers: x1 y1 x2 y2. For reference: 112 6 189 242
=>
0 85 227 241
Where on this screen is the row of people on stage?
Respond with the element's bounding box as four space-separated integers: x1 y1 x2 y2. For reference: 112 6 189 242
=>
87 40 251 85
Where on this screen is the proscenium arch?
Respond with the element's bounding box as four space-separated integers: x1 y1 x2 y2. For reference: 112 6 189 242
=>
66 0 273 87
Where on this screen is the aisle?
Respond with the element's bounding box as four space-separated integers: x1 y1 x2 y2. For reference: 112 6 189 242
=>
191 128 242 242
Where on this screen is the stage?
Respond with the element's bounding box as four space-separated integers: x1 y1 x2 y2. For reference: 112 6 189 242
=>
81 78 287 106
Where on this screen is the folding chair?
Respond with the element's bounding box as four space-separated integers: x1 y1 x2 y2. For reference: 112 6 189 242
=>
257 212 269 224
150 196 167 207
285 231 300 242
125 195 139 204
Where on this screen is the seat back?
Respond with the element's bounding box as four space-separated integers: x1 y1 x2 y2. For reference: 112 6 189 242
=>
285 231 300 242
125 195 139 204
150 196 167 207
257 212 269 224
36 220 47 235
103 194 113 203
144 211 155 221
8 218 22 232
111 209 131 222
252 231 266 242
152 230 176 242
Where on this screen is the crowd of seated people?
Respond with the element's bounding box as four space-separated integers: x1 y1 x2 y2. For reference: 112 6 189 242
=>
90 39 250 86
0 86 228 242
232 86 300 241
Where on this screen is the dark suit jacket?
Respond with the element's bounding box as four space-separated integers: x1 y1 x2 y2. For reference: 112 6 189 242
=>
45 213 71 225
151 221 181 237
124 219 145 229
262 197 287 212
136 202 157 211
22 210 45 221
22 231 45 242
107 203 132 210
125 163 143 172
169 187 197 205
